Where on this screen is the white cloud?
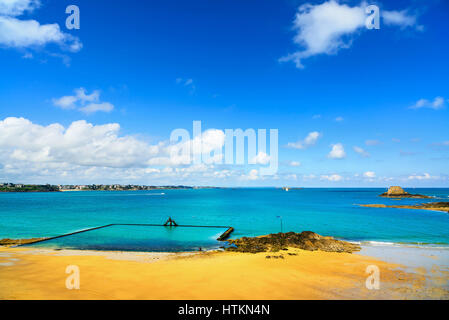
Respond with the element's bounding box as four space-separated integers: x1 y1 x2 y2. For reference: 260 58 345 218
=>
363 171 376 178
335 116 344 122
320 174 343 182
213 169 232 179
288 161 301 167
280 1 418 68
251 152 271 165
287 131 321 149
74 87 100 103
52 88 114 114
0 0 40 16
0 117 159 168
241 169 259 181
408 173 436 180
410 97 446 110
327 143 346 159
0 117 244 183
168 129 225 166
383 10 419 29
353 146 370 157
52 95 78 109
80 102 114 114
365 139 381 146
0 1 82 53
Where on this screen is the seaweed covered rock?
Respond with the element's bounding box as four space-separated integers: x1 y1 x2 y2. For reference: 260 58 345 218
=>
0 238 46 246
226 231 360 254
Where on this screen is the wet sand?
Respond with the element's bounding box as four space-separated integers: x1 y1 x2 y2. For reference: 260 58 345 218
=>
1 246 447 300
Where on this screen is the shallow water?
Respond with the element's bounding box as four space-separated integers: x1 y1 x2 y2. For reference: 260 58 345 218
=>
24 224 228 252
1 188 449 247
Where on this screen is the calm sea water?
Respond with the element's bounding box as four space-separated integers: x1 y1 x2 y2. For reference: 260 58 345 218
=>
1 188 449 250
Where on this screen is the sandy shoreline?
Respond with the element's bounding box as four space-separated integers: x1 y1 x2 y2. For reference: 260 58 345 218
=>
1 245 447 300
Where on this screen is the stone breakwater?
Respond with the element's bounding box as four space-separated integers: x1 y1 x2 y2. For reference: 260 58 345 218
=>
225 231 361 253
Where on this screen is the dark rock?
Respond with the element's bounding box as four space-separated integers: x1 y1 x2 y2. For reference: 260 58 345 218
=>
0 238 47 246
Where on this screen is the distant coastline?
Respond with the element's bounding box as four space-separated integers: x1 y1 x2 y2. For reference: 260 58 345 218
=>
0 183 221 193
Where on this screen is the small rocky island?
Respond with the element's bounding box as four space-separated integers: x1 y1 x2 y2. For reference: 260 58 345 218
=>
225 231 360 253
379 186 432 199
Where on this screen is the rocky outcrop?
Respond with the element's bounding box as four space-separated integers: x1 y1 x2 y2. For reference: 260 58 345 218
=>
361 202 449 213
226 231 360 254
0 238 46 246
380 186 432 199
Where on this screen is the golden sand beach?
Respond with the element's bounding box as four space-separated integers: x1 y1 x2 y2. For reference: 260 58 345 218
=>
1 246 446 300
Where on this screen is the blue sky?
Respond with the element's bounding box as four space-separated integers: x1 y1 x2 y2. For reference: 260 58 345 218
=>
0 0 448 187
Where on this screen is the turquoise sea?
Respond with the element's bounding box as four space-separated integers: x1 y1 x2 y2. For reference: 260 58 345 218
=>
1 188 449 251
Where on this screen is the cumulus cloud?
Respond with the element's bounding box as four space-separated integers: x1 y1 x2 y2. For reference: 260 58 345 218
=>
52 88 114 114
410 97 446 110
0 117 161 168
353 146 370 157
320 174 343 182
327 143 346 159
0 0 82 53
167 129 226 166
0 117 244 183
280 1 419 68
287 131 321 149
363 171 376 178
